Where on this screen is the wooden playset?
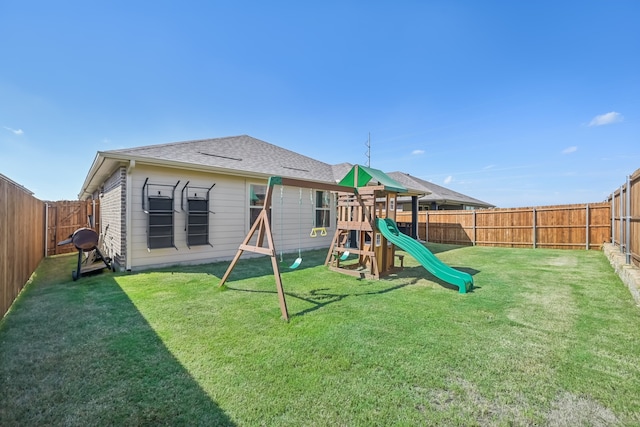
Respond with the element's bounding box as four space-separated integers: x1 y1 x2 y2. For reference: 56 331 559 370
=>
219 165 408 320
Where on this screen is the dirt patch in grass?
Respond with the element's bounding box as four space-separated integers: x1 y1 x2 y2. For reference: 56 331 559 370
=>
546 392 619 426
415 378 534 425
416 381 620 426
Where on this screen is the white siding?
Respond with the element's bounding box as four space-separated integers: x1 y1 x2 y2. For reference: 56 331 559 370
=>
127 165 335 270
271 186 335 256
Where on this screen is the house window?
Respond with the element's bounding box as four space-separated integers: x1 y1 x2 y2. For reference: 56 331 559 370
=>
147 197 175 249
143 178 180 250
315 190 331 228
249 184 267 227
186 198 209 247
181 182 215 248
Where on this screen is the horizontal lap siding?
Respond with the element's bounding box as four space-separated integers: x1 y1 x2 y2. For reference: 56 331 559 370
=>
130 166 245 269
274 186 334 256
128 166 335 270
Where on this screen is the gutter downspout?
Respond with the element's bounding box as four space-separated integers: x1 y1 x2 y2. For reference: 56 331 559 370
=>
126 160 135 271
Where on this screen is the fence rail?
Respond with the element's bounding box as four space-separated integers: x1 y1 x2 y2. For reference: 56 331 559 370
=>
396 202 611 250
609 168 640 268
0 175 45 319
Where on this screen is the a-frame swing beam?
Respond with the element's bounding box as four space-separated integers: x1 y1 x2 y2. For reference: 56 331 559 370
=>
219 176 356 320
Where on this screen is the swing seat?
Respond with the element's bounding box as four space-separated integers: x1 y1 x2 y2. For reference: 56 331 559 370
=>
339 251 350 261
289 257 302 269
310 227 327 237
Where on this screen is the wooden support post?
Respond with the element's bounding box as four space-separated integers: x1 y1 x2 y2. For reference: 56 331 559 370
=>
219 206 290 320
220 177 357 320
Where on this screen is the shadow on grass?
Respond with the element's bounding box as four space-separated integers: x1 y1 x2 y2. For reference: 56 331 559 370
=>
225 280 415 318
139 249 329 286
219 247 481 317
421 242 474 255
387 263 481 293
0 259 236 426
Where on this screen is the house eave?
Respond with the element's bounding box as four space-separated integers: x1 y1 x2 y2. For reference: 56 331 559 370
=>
78 152 341 199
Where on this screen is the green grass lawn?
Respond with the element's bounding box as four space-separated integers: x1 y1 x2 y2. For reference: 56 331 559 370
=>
1 244 639 426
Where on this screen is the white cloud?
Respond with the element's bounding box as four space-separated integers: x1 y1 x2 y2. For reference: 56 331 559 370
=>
411 149 425 155
3 126 24 135
588 111 623 127
562 146 578 154
483 164 495 170
444 175 453 184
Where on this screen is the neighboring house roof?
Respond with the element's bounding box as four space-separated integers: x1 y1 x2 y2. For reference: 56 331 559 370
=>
79 135 345 199
388 172 495 208
331 163 353 183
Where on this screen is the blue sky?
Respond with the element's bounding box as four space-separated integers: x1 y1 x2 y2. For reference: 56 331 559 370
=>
1 1 638 207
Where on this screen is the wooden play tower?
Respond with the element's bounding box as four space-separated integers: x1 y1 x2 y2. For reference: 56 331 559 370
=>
325 165 406 279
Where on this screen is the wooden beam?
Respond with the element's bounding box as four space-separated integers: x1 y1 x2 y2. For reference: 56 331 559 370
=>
269 176 356 194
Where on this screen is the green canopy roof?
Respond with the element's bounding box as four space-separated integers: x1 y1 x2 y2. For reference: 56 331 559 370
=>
338 165 407 193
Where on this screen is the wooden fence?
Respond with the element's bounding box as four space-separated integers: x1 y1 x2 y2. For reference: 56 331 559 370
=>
609 168 640 268
0 174 45 319
396 202 611 250
45 199 100 256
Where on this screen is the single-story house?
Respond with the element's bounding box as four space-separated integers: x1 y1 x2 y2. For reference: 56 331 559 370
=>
388 172 495 210
79 135 491 271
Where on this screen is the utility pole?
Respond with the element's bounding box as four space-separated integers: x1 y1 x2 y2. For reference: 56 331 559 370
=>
365 132 371 167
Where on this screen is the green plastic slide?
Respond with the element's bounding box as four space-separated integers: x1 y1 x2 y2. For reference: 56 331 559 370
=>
376 218 473 293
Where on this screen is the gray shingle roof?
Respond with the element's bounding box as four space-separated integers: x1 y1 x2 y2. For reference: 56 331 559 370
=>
388 172 494 208
80 135 493 207
106 135 337 182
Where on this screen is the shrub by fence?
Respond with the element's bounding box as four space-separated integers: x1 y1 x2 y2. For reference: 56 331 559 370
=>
396 202 611 250
0 174 45 319
609 168 640 268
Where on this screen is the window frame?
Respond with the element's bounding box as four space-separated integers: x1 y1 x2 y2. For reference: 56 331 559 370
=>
314 190 331 228
248 183 269 229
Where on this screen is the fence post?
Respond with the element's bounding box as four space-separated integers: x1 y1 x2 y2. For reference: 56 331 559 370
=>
585 204 590 250
610 193 614 245
44 203 49 257
425 210 429 242
619 185 624 254
532 207 537 248
626 175 631 264
473 210 477 246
